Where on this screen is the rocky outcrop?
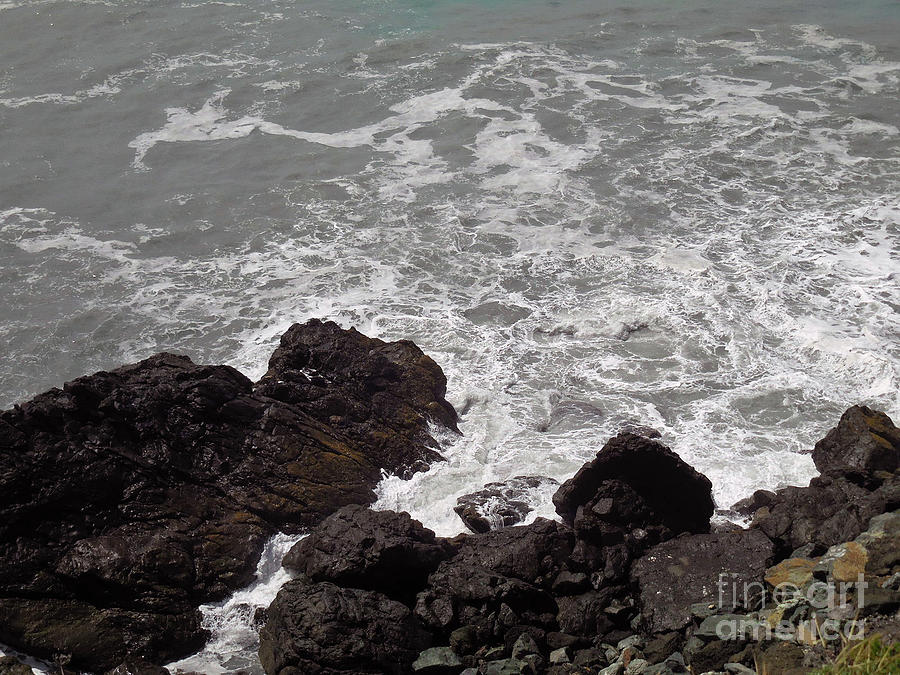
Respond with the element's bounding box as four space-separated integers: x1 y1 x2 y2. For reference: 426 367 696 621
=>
739 406 900 558
811 405 899 483
260 406 900 675
0 319 457 672
257 319 458 477
454 476 559 533
261 433 720 674
553 433 714 539
282 505 457 603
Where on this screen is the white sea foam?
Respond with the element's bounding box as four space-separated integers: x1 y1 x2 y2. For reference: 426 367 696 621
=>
166 533 304 675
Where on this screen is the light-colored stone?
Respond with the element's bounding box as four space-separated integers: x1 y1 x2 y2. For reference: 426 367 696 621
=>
549 647 570 665
626 657 650 674
412 646 463 671
815 541 868 582
764 557 818 589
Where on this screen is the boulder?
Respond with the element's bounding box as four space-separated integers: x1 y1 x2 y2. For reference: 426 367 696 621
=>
282 505 455 603
632 529 775 633
257 318 458 477
811 405 899 482
258 580 432 674
553 433 714 540
454 476 559 533
0 320 457 671
415 519 572 637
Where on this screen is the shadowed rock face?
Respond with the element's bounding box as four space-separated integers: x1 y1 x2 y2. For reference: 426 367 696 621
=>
0 319 457 672
553 433 715 541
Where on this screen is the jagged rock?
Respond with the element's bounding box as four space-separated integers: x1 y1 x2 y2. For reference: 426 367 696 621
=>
553 433 714 541
281 505 455 603
0 319 457 671
259 580 432 674
257 318 458 476
747 408 900 557
415 519 572 637
811 405 899 482
632 530 775 633
750 472 898 557
454 476 559 533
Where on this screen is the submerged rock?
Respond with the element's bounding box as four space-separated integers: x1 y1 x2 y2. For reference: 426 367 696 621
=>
454 476 560 533
0 319 457 671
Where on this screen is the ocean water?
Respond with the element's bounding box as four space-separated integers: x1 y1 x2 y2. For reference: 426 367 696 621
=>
1 0 898 672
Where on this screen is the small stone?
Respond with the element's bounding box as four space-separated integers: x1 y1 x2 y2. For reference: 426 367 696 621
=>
480 659 520 675
553 570 589 594
723 663 756 675
764 558 818 589
617 635 644 652
546 632 580 650
600 663 625 675
450 625 477 655
643 632 681 664
619 646 645 667
814 541 868 582
573 647 607 668
412 646 463 672
550 647 571 665
511 633 540 660
625 658 649 674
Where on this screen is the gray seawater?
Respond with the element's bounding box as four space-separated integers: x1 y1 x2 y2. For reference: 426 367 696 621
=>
1 0 899 672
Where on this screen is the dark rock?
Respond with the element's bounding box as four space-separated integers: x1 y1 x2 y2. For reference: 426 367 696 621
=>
731 489 777 517
686 639 748 674
755 642 805 673
258 580 432 674
642 633 682 664
632 529 775 633
454 476 559 533
546 632 581 650
0 656 33 675
750 472 899 557
281 504 454 603
556 590 619 637
553 433 714 540
572 647 607 668
257 318 458 476
450 625 479 656
747 408 900 557
415 519 572 637
552 570 589 595
0 320 457 671
811 405 899 482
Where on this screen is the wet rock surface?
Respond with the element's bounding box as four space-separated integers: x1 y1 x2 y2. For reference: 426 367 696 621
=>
0 319 457 671
261 407 900 675
454 476 559 534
